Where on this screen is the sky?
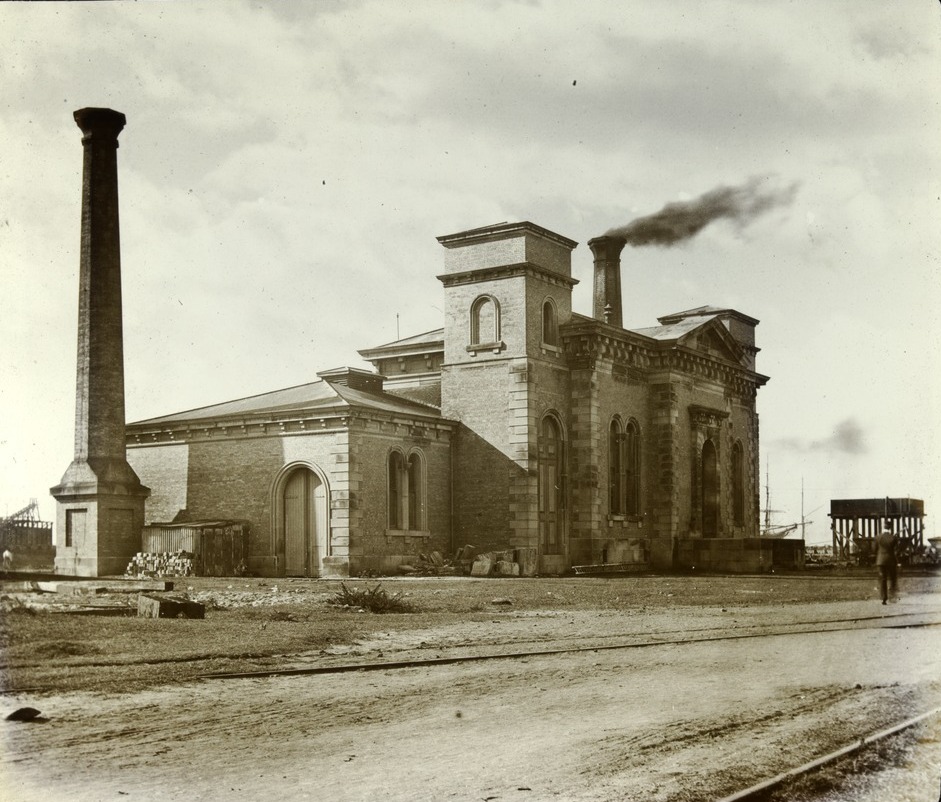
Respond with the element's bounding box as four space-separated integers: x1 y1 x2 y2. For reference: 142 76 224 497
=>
1 1 939 545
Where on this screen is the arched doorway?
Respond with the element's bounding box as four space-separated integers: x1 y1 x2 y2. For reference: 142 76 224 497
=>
538 415 565 555
281 467 327 576
701 439 719 538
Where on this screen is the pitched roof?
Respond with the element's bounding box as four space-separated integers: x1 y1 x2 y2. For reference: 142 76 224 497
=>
630 316 713 341
129 375 440 428
358 328 444 360
657 306 759 326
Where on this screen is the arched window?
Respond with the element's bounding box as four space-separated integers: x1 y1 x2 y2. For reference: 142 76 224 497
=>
732 441 745 527
388 450 406 529
408 452 423 530
542 298 558 346
625 419 640 515
470 295 499 346
538 414 566 554
701 439 719 538
609 418 623 514
388 449 425 531
609 417 641 516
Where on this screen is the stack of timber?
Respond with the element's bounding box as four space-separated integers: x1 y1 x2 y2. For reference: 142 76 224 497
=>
126 550 195 578
141 520 249 577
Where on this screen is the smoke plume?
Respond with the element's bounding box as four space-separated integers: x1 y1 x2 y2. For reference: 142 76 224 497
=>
606 176 799 247
775 417 868 456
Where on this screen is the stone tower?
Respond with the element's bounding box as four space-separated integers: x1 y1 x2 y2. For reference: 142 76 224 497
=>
436 222 578 572
51 108 149 577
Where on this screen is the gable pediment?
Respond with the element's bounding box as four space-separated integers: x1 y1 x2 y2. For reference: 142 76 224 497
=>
677 319 747 366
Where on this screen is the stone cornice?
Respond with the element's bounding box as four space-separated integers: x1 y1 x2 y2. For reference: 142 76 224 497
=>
562 322 769 400
436 261 578 289
436 221 578 251
127 407 454 447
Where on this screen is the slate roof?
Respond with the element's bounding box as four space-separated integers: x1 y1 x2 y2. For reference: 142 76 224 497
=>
630 315 718 341
129 376 441 428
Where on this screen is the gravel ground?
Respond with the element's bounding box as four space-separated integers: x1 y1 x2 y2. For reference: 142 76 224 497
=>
2 571 940 801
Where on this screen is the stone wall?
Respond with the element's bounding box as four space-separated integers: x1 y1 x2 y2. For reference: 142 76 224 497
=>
675 537 805 573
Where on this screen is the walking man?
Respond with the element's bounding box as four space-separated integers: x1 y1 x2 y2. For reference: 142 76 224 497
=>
875 522 899 605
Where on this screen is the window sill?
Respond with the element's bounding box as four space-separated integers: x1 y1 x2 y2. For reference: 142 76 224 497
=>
608 514 644 525
467 341 505 356
385 529 431 538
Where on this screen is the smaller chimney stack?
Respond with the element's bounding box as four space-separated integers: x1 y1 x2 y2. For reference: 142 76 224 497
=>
588 236 625 327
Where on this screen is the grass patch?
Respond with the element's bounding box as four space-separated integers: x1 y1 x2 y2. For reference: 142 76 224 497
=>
32 641 103 659
329 583 417 614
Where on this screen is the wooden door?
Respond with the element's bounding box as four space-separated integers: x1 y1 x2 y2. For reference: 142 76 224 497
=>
283 469 324 576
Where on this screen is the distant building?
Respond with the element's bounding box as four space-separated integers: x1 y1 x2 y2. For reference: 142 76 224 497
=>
126 221 774 576
829 497 926 563
0 500 54 571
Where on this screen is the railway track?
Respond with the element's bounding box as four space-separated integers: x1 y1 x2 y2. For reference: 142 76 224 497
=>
5 598 939 801
196 609 941 799
716 705 941 801
198 609 941 681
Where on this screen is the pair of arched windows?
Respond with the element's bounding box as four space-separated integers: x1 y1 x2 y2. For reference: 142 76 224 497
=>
468 295 559 348
609 418 640 516
388 450 425 531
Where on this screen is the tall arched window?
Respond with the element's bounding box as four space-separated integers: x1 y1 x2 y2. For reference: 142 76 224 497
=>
538 414 566 554
609 418 623 514
542 298 558 346
732 441 745 527
624 419 640 515
388 449 425 531
609 417 641 516
470 295 499 346
408 453 423 530
388 450 406 529
701 439 719 538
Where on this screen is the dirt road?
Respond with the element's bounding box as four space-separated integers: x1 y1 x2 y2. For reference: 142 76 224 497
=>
4 591 941 801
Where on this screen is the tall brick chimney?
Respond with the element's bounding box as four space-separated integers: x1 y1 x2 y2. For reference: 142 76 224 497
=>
588 235 625 327
51 108 149 577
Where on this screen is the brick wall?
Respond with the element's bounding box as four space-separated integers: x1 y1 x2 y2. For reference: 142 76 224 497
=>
127 443 189 523
349 417 452 574
130 430 342 574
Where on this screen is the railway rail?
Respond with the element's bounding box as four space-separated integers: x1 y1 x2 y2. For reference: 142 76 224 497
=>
717 705 941 802
195 610 941 800
198 609 941 681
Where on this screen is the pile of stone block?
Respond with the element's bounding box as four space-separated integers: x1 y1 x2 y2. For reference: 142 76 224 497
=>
125 550 195 578
396 551 455 576
457 546 537 577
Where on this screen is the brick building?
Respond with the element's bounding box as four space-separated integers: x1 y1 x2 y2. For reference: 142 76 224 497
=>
126 221 771 576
